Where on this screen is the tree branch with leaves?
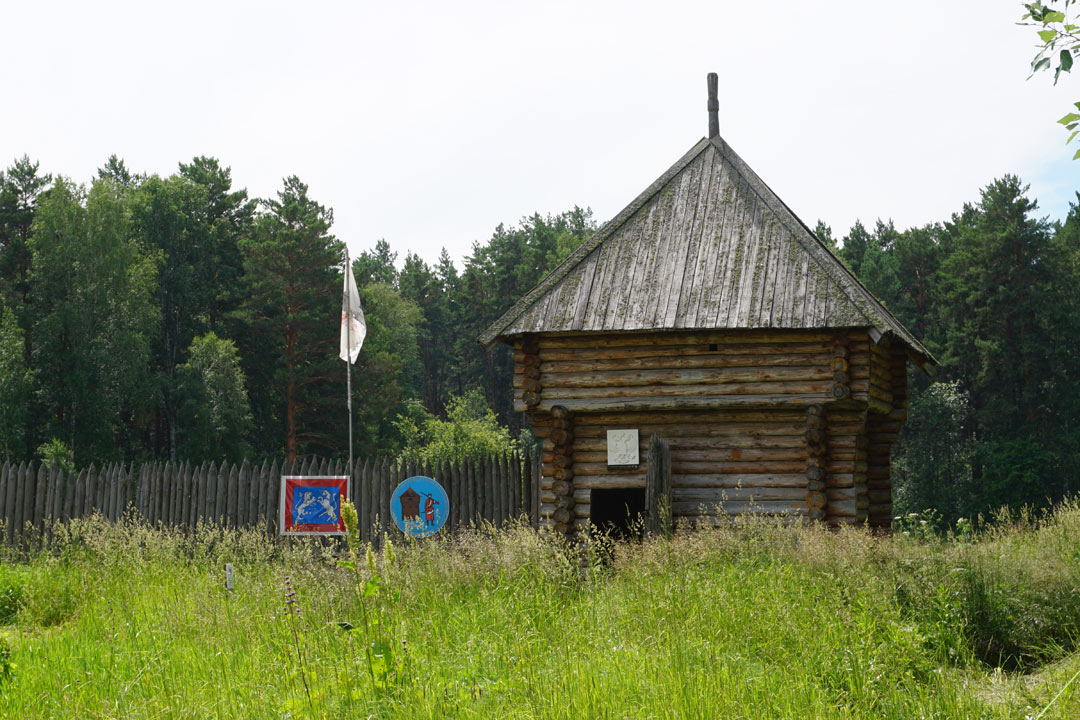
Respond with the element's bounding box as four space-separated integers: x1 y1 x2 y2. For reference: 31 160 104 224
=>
1022 1 1080 156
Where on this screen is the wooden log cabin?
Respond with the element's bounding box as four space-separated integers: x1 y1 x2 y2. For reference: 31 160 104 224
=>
480 75 934 533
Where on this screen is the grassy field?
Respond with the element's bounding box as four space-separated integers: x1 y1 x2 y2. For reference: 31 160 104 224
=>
1 505 1079 719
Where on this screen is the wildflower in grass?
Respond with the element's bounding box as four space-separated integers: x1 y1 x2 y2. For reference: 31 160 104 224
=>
341 501 359 556
366 545 377 578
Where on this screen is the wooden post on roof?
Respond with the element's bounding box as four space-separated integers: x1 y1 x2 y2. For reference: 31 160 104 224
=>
707 72 719 139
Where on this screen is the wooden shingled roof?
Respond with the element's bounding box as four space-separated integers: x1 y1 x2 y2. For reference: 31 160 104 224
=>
480 134 934 367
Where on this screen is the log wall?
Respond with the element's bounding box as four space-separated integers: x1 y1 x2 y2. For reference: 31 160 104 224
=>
516 328 910 529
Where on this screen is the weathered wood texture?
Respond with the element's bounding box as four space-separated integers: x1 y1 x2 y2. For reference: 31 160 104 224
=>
0 453 539 543
482 136 931 368
644 435 672 535
522 329 907 528
513 329 876 414
866 344 909 528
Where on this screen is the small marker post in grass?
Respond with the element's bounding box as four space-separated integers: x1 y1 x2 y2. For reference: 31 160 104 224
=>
225 563 234 592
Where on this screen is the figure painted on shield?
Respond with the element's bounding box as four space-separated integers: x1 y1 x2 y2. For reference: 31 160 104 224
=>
423 493 439 527
317 489 338 523
294 491 316 523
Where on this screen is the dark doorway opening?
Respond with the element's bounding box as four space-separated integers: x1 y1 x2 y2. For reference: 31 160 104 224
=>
590 487 646 539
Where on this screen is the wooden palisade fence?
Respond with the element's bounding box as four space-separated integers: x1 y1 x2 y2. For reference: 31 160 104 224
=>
0 452 541 543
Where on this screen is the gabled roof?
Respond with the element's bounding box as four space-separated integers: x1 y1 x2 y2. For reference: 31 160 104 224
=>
480 135 934 366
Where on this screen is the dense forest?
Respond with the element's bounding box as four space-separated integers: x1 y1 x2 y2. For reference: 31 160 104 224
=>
0 154 1077 524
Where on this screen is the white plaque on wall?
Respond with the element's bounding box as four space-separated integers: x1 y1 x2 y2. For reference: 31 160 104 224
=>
607 429 639 466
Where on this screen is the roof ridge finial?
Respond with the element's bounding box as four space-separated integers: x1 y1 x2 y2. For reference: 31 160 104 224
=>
707 72 719 139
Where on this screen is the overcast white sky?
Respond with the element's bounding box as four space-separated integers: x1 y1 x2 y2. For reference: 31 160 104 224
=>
1 1 1075 266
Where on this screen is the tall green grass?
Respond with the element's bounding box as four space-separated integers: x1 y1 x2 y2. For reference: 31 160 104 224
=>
0 504 1078 719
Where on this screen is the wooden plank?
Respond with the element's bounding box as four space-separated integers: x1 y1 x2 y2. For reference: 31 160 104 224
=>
237 460 251 529
616 200 655 331
114 463 125 521
142 464 154 524
121 464 133 519
32 463 48 531
43 464 57 526
511 452 522 520
194 463 207 527
461 458 472 527
253 460 267 530
179 463 192 528
672 487 807 503
173 462 186 527
245 460 259 527
379 457 391 537
98 463 111 518
161 463 172 526
74 466 88 523
201 461 215 526
539 367 831 389
0 463 7 534
133 465 146 519
97 464 109 520
503 452 513 526
672 500 808 516
445 458 457 531
532 341 835 363
656 158 699 328
541 381 833 400
358 457 370 541
62 466 76 522
492 454 503 526
8 462 24 540
531 394 830 414
214 462 227 525
534 409 808 427
226 463 239 528
158 463 169 525
487 455 497 525
672 145 718 326
20 461 36 534
530 351 835 373
266 459 280 534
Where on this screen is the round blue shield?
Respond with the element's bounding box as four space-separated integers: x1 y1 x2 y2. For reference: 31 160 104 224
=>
390 476 449 538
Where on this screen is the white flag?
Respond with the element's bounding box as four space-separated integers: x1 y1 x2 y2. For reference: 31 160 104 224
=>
339 255 366 364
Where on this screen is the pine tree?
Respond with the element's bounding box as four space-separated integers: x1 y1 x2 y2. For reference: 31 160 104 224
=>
238 176 342 462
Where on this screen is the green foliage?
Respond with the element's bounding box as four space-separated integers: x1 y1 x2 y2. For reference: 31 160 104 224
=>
175 332 253 462
34 439 73 475
0 156 51 311
976 436 1053 513
456 208 596 426
394 389 518 462
349 283 423 456
334 502 408 695
28 177 160 465
845 174 1080 520
0 562 81 628
238 176 342 460
3 512 1080 716
893 381 975 524
1021 1 1080 156
0 308 31 459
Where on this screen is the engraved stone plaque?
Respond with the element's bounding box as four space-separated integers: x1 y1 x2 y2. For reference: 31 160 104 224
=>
606 429 639 467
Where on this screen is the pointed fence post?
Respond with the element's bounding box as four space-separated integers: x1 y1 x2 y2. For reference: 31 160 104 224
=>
268 459 281 535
